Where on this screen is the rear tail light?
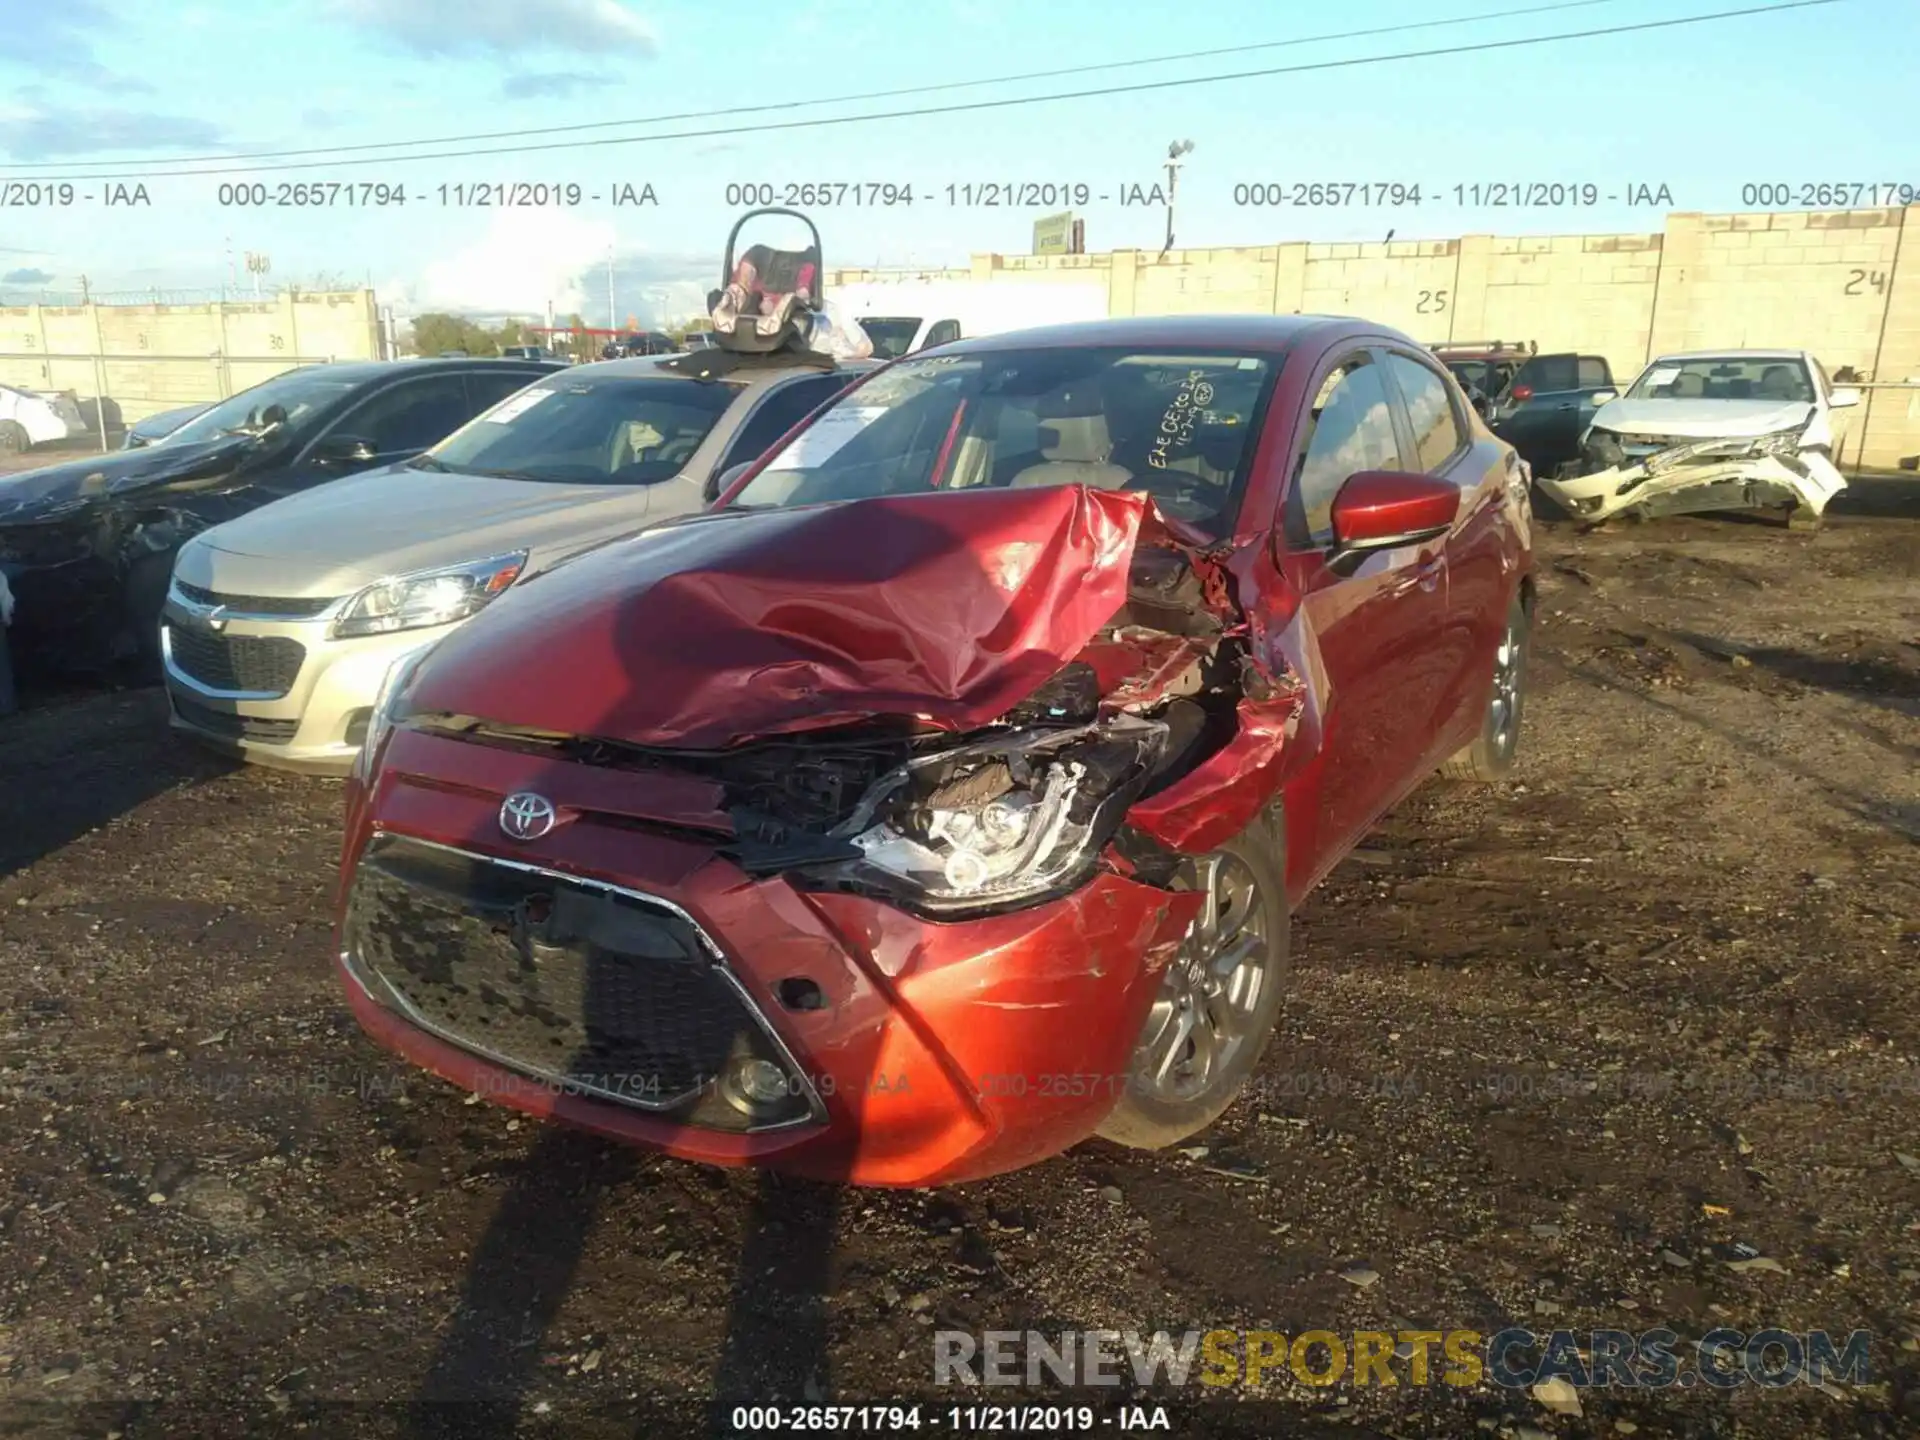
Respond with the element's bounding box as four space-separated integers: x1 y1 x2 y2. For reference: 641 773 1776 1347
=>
1510 385 1534 402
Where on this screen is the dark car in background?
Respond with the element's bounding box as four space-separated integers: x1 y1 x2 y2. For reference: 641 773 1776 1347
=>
0 356 563 689
1485 350 1618 474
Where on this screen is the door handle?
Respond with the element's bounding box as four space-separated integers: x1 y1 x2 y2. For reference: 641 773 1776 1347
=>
1554 402 1576 411
1387 557 1444 597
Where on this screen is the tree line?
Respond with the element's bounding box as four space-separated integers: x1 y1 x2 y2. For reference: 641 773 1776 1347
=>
403 312 707 359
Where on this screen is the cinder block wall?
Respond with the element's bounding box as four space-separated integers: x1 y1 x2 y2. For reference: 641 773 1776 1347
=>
830 204 1920 466
0 290 382 424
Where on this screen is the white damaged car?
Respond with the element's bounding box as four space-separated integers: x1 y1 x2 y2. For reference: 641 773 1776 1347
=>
1537 350 1860 527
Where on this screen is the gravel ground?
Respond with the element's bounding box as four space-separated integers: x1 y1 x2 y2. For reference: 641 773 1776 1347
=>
0 493 1916 1440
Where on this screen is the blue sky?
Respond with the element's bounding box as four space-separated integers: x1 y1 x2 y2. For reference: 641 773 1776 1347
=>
0 0 1913 326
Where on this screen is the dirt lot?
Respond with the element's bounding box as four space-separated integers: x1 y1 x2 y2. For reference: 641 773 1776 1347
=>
0 489 1916 1439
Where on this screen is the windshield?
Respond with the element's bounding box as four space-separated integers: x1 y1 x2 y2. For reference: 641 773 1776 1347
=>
728 346 1277 535
164 368 362 445
419 374 739 484
857 317 923 359
1628 356 1814 404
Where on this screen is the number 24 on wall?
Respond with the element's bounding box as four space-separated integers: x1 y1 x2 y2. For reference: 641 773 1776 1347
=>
1417 288 1450 315
1844 270 1886 296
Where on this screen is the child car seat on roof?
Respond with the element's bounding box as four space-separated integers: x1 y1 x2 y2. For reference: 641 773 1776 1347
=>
706 208 824 355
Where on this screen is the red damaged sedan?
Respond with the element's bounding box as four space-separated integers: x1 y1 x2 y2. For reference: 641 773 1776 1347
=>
334 315 1534 1186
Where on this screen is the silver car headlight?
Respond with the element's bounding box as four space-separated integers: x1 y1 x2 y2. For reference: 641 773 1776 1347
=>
331 551 527 640
352 641 438 784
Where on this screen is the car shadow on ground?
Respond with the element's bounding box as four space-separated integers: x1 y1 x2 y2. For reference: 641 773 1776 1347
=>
0 684 241 880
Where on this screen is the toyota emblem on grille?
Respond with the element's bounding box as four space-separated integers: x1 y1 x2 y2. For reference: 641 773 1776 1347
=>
498 792 557 841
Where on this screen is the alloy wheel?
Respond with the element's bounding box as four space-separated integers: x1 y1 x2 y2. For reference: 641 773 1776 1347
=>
1487 617 1525 755
1137 853 1271 1104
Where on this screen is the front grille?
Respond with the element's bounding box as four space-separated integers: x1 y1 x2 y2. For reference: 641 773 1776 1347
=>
340 836 814 1131
170 693 299 743
165 625 305 695
175 580 335 618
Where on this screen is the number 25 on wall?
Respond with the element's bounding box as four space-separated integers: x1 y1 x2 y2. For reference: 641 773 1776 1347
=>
1417 288 1450 315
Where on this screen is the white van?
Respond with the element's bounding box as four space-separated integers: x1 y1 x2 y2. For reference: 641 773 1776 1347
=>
836 281 1109 358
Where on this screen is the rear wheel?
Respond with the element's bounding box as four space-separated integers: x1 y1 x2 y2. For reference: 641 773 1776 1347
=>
1097 826 1291 1150
1440 590 1531 783
0 421 27 455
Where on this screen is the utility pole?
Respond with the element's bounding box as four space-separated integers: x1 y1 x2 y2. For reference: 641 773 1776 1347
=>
1163 140 1194 256
607 246 616 332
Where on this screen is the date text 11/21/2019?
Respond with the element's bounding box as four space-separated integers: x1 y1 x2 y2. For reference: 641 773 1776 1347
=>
1230 181 1677 209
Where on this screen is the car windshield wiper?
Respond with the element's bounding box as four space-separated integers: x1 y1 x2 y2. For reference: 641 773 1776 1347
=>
408 454 451 472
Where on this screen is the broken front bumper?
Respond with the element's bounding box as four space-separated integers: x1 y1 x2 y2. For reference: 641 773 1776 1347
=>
335 727 1203 1187
1538 435 1847 522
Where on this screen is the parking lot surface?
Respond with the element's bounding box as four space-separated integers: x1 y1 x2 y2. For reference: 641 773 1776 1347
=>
1 501 1916 1437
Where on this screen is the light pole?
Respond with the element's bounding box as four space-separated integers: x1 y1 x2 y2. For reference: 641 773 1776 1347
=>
1163 139 1194 256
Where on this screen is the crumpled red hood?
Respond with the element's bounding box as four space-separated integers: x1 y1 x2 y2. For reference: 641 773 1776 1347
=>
408 485 1155 750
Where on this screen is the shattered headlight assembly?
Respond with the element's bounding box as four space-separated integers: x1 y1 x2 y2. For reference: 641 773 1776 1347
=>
813 722 1165 916
331 551 526 640
351 640 437 785
852 760 1094 907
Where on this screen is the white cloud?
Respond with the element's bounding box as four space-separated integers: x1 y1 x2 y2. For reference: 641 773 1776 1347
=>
326 0 657 59
383 208 618 316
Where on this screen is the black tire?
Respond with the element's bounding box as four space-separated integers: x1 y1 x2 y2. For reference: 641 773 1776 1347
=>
1096 818 1291 1150
1785 506 1823 532
123 551 176 681
1440 589 1531 783
0 421 28 455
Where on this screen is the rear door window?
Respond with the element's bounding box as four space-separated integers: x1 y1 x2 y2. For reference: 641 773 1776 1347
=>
1517 354 1579 395
466 370 548 412
1576 356 1613 388
326 375 473 456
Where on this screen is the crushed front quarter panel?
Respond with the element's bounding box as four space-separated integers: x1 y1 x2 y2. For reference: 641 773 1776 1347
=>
1540 436 1848 523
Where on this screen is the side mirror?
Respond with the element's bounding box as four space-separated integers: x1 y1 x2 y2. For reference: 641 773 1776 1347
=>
312 434 378 466
1589 390 1617 405
704 460 753 506
1328 470 1459 560
1829 386 1861 407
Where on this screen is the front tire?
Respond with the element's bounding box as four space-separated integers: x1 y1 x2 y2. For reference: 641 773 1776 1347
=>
1440 589 1531 783
1097 823 1291 1150
0 421 28 455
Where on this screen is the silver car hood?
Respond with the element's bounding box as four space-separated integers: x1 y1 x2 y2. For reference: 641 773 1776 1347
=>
1589 397 1815 439
175 464 701 599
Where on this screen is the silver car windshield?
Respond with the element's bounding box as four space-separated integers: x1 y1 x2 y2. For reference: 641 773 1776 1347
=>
418 375 740 485
1628 357 1815 404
